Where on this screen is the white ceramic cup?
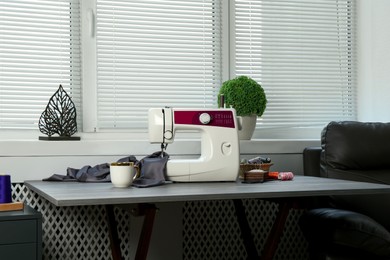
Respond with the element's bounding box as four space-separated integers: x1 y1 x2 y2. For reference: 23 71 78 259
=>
110 162 135 188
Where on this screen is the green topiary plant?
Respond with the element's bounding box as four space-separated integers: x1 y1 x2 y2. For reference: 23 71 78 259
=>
218 75 267 117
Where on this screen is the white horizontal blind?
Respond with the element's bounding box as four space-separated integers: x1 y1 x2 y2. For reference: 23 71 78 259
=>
0 0 81 130
96 0 222 129
234 0 356 130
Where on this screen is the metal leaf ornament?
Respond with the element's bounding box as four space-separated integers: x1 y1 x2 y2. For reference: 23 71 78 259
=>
39 85 79 140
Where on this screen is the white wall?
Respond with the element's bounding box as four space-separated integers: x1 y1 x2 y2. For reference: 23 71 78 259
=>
358 0 390 121
2 0 389 182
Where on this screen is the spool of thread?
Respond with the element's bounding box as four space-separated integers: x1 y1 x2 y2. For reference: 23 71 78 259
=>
0 174 12 203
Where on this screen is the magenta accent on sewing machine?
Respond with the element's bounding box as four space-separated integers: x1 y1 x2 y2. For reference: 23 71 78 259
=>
173 110 236 128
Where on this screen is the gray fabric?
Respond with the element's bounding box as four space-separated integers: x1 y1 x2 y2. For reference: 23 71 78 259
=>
132 151 169 188
43 156 138 182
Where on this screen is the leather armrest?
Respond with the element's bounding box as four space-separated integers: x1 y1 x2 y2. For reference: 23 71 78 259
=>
303 147 321 177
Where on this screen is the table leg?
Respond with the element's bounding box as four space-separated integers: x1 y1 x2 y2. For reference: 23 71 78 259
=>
132 203 158 260
105 205 123 260
233 199 298 260
261 199 294 260
233 199 260 260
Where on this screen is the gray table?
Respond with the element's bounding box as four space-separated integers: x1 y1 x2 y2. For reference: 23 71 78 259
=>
25 176 390 260
25 176 390 206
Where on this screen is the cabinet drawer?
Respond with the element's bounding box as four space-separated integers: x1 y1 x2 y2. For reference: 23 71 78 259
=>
0 219 37 244
0 243 37 260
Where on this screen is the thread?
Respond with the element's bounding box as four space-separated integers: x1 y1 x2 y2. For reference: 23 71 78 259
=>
0 174 12 203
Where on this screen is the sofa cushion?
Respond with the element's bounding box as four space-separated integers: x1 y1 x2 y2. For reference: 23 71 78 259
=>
299 208 390 257
321 121 390 171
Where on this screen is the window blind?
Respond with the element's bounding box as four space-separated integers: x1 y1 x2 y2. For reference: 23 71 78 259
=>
96 0 222 129
234 0 356 130
0 0 81 130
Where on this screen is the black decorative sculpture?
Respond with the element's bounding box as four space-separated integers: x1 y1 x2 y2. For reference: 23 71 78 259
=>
39 85 80 140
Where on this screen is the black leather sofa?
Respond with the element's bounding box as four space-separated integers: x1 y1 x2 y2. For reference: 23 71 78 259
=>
300 121 390 260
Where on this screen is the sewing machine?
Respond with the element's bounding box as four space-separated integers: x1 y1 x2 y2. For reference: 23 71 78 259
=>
148 107 240 182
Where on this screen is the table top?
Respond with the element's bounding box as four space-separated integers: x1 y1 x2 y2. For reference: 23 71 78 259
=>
25 176 390 207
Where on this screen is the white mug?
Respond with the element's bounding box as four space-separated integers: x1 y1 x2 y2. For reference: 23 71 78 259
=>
110 162 135 188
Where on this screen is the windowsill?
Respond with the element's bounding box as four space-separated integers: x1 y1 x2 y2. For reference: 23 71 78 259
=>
0 125 323 157
0 137 320 157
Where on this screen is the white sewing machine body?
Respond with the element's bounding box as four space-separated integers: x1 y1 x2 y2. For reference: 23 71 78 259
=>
148 108 240 182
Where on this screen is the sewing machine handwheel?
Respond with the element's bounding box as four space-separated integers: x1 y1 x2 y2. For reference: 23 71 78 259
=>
199 113 211 124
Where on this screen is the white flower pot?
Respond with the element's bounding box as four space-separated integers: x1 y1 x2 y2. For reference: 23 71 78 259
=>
237 115 257 140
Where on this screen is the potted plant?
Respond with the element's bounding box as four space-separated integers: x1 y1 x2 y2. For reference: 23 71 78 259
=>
218 75 267 140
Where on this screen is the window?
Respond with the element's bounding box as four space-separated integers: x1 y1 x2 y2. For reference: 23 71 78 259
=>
95 0 223 130
233 0 356 138
0 0 81 130
0 0 356 139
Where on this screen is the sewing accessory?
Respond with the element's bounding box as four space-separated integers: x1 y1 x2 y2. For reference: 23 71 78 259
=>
268 171 294 181
278 172 294 180
248 156 271 164
239 162 273 180
243 169 267 183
